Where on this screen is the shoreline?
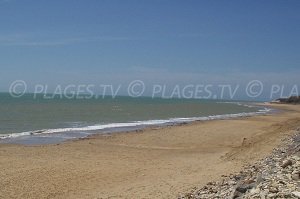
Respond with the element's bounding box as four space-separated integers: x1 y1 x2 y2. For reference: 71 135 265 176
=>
0 102 272 145
0 104 299 198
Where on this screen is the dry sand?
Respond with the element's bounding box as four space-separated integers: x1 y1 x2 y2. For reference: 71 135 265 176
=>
1 104 300 199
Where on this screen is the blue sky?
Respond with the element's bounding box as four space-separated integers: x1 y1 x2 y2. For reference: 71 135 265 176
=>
0 0 299 99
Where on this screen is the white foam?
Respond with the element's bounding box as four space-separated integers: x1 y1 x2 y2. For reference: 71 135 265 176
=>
0 108 272 140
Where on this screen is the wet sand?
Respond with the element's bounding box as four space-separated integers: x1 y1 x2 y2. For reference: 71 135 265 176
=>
0 104 300 199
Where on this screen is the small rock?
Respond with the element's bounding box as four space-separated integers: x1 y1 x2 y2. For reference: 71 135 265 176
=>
287 183 295 188
256 174 264 184
259 191 267 199
281 159 293 168
235 183 255 193
268 193 276 198
249 187 260 195
279 180 286 184
291 173 300 181
292 191 300 198
233 175 242 181
292 155 300 161
207 181 215 186
232 190 243 199
269 186 278 193
228 180 237 185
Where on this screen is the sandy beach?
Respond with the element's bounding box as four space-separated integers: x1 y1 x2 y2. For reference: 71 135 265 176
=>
1 104 300 199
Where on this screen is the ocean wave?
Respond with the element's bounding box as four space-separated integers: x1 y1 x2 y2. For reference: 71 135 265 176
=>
0 108 272 140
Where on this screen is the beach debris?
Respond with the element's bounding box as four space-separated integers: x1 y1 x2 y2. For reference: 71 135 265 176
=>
178 130 300 199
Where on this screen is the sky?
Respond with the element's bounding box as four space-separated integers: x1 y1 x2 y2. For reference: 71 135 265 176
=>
0 0 299 99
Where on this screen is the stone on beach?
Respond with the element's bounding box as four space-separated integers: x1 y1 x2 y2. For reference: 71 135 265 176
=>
178 130 300 199
281 159 293 168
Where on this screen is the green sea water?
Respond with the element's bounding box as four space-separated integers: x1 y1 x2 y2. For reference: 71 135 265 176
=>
0 93 266 142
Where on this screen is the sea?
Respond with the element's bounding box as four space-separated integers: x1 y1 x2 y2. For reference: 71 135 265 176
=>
0 93 271 145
